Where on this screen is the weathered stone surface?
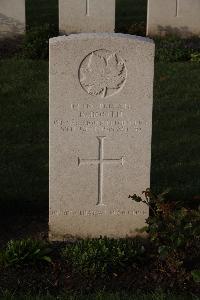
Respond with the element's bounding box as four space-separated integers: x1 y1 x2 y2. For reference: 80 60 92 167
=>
0 0 25 38
49 33 155 240
59 0 115 34
147 0 200 37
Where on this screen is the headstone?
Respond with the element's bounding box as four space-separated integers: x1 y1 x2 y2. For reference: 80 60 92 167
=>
49 33 155 240
59 0 115 34
0 0 26 38
147 0 200 37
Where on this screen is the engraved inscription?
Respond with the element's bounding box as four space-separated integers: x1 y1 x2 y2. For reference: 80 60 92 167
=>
78 136 124 206
53 102 148 134
79 50 127 98
50 209 147 216
54 119 143 133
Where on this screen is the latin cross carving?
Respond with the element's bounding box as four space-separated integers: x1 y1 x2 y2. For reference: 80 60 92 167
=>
78 136 124 206
86 0 90 16
175 0 179 17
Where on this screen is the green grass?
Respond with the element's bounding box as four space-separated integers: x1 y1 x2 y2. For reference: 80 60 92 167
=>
0 292 199 300
0 59 199 213
26 0 58 29
0 59 48 213
152 62 200 199
116 0 147 29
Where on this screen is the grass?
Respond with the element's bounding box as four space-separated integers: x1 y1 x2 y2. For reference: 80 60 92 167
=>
26 0 58 29
0 59 49 213
116 0 147 29
0 292 199 300
152 62 200 199
0 59 199 213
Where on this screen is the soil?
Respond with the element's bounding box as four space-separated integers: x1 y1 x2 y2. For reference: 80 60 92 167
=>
0 214 48 248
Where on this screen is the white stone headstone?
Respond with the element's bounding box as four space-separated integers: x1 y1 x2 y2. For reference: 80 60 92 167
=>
147 0 200 37
49 33 155 240
59 0 115 34
0 0 25 38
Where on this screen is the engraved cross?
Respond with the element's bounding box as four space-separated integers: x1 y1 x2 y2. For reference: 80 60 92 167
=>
86 0 90 16
175 0 179 17
78 136 124 206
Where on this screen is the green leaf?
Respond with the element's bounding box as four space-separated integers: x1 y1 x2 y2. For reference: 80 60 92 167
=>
135 226 148 233
191 270 200 283
42 256 52 263
33 249 41 255
157 188 171 201
158 246 169 258
129 194 142 202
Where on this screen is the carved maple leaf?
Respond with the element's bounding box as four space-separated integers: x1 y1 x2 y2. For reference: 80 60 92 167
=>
81 53 126 98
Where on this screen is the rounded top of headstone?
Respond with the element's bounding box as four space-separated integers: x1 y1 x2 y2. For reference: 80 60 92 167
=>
49 33 155 47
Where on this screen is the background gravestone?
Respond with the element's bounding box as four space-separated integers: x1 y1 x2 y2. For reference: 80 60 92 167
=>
59 0 115 34
49 33 155 240
0 0 26 38
147 0 200 37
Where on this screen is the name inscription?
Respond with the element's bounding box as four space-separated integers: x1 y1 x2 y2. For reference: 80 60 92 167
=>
54 102 148 134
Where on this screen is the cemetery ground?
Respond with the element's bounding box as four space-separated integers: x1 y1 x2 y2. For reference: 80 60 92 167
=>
0 0 200 299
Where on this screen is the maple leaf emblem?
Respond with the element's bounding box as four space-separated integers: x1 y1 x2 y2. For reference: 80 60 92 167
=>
80 51 126 98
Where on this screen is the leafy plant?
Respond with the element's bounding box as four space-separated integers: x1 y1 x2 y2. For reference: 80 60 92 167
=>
191 269 200 283
190 52 200 63
62 237 147 278
129 189 200 273
0 238 52 268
